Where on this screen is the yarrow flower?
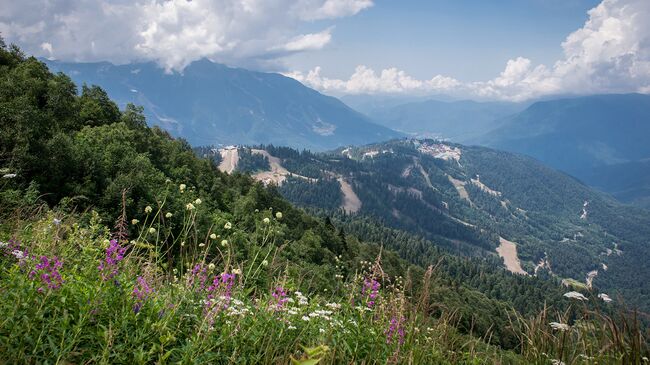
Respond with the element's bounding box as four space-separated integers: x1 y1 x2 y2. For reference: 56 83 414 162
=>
144 206 152 214
29 256 64 292
275 212 283 219
563 291 588 301
132 276 154 314
131 219 139 225
261 259 268 266
549 322 571 331
148 227 156 234
165 212 173 218
263 217 270 225
179 184 186 192
98 239 127 281
598 293 613 303
210 233 217 240
194 198 202 205
224 222 232 230
186 203 195 211
2 173 16 179
221 239 228 247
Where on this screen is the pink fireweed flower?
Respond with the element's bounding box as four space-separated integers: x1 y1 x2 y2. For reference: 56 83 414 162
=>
385 316 406 345
28 256 63 292
132 276 153 314
362 278 381 308
98 239 127 281
270 286 289 311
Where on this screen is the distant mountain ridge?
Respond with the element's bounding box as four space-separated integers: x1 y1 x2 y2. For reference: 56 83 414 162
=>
477 93 650 208
363 98 526 142
45 59 402 151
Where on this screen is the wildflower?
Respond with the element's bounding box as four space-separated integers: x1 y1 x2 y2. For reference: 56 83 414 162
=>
11 249 25 260
302 316 310 322
224 222 232 230
165 212 173 218
549 322 570 331
98 239 127 281
148 227 156 234
131 219 139 225
221 239 228 247
0 241 7 249
187 264 209 291
288 325 297 330
179 184 186 192
181 241 185 247
271 286 289 310
598 293 613 303
2 173 16 179
261 259 268 266
144 206 153 214
132 276 153 314
275 212 283 219
563 291 588 301
194 198 202 205
319 328 325 333
52 218 61 226
210 233 217 240
199 243 205 247
325 302 341 310
362 278 381 308
263 217 270 225
232 268 241 275
385 316 406 345
208 263 216 271
186 203 195 211
29 256 64 292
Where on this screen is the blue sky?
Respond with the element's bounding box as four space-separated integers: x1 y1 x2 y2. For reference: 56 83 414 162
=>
287 0 602 81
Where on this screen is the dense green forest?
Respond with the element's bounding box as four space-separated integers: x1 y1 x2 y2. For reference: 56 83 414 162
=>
234 140 650 313
1 40 647 363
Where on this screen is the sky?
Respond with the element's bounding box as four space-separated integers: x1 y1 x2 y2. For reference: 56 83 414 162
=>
1 0 649 101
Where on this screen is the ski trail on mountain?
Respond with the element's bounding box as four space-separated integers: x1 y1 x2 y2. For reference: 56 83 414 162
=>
497 237 527 275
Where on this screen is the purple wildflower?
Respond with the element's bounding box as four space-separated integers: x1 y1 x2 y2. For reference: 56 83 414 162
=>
362 278 381 308
270 286 289 310
28 256 64 292
385 316 406 345
204 272 237 325
98 239 127 281
187 263 209 291
132 276 153 314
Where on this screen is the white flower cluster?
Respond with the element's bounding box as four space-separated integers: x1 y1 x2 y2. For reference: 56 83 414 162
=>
11 250 25 260
325 302 341 310
295 291 309 306
563 291 588 301
598 293 613 303
549 322 570 331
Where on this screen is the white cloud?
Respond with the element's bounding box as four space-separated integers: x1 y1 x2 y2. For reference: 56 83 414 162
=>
288 0 650 101
0 0 373 72
285 65 460 94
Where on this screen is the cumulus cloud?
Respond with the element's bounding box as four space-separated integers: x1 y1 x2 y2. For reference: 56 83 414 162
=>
0 0 373 72
289 0 650 101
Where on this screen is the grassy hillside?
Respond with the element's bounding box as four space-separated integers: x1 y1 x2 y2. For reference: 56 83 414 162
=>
1 41 647 363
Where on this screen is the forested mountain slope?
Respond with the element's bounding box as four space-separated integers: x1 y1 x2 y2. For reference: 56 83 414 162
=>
478 94 650 208
227 139 650 311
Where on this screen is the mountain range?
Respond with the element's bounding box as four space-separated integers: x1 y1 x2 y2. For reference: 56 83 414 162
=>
45 59 401 151
219 139 650 311
478 94 650 208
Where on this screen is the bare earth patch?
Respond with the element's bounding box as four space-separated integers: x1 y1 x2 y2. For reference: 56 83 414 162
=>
218 147 239 174
338 177 362 214
497 237 527 275
447 175 473 205
251 149 315 186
